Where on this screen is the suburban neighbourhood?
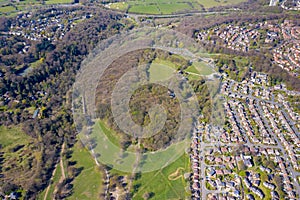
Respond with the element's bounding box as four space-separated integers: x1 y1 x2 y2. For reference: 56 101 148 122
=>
197 19 300 76
190 70 300 199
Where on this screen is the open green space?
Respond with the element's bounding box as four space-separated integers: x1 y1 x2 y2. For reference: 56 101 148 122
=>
45 0 72 5
185 65 199 74
108 0 247 14
0 125 30 149
152 58 179 70
185 61 214 76
98 120 120 147
148 63 176 82
66 141 103 200
0 5 16 14
131 153 190 199
37 163 63 200
128 4 159 14
108 2 129 11
157 2 192 14
82 119 192 199
187 73 201 81
197 0 246 8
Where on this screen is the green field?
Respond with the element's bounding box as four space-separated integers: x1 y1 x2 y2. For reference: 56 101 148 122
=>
156 2 192 14
132 153 191 199
0 5 16 14
45 0 73 5
98 120 120 147
67 142 103 200
152 59 179 69
78 117 191 199
0 125 30 149
68 142 103 200
185 61 214 76
129 4 159 14
108 2 129 11
187 73 201 81
197 0 246 8
0 0 246 16
107 0 247 14
148 63 176 82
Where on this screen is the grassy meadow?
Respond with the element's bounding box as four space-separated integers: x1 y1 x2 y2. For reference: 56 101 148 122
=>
105 0 247 14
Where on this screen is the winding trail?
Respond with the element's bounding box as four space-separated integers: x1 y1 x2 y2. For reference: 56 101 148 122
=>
60 143 66 180
168 167 185 180
43 142 66 200
43 163 58 200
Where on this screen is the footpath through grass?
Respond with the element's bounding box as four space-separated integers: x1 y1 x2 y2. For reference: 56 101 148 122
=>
37 163 62 200
66 141 103 200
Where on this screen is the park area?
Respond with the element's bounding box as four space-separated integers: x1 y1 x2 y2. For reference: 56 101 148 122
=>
0 0 247 16
130 153 191 199
105 0 247 14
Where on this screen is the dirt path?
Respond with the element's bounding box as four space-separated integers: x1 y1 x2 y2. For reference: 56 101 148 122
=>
60 142 66 180
43 163 58 200
43 142 65 200
168 167 185 181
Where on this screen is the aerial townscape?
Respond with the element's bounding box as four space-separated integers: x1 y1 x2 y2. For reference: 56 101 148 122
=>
191 70 300 199
0 0 300 200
